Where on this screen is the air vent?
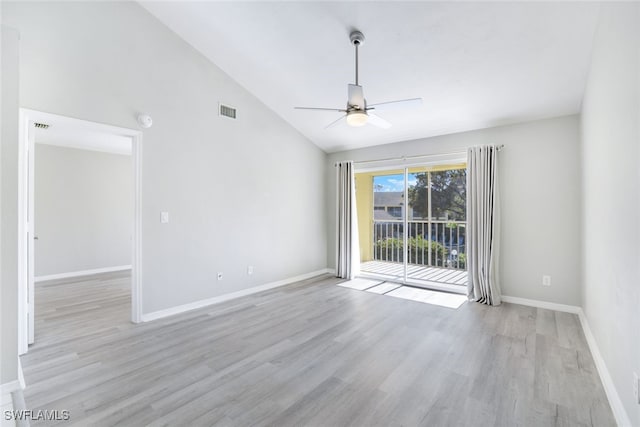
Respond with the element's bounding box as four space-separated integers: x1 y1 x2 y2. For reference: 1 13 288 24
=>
34 122 50 129
219 104 237 120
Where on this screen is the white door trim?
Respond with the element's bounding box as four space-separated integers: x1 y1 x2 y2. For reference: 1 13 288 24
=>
131 131 143 324
17 110 31 354
18 109 143 354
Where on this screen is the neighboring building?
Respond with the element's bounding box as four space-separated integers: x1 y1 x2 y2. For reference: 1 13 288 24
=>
373 191 404 220
373 191 424 220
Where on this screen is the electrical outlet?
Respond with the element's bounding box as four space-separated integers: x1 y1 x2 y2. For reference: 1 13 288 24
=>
633 372 639 404
217 272 223 281
247 266 254 275
542 275 551 287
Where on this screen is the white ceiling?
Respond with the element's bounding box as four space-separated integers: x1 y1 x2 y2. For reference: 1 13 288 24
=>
141 2 601 153
32 111 132 155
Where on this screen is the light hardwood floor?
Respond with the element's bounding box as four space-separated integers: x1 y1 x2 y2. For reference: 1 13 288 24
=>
21 272 615 426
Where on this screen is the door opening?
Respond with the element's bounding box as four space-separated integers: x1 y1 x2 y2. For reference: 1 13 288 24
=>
355 162 468 293
18 109 143 354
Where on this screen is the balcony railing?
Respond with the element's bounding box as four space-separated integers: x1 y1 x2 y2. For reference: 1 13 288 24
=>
373 220 466 270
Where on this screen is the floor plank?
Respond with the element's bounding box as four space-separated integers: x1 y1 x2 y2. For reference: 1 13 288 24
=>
20 271 615 426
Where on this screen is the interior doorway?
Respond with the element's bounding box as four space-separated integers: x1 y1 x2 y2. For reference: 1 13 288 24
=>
18 109 143 355
354 160 468 293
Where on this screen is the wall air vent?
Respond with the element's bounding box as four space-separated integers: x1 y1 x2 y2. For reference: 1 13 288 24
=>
219 104 237 120
34 122 50 129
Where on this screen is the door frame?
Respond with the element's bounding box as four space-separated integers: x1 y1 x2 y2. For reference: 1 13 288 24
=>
354 155 468 294
18 109 144 354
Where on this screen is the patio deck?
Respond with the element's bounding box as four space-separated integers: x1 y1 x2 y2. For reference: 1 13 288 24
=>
360 260 468 288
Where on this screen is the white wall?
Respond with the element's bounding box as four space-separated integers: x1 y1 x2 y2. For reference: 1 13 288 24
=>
34 144 132 277
328 115 582 305
1 25 20 385
580 3 640 425
2 2 327 315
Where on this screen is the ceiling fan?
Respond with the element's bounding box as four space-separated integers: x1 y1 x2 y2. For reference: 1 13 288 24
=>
295 30 423 129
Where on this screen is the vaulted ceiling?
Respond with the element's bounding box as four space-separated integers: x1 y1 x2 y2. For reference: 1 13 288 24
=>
141 2 600 153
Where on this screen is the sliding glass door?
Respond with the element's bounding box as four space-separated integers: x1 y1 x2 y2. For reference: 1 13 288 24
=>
356 170 406 282
355 163 468 292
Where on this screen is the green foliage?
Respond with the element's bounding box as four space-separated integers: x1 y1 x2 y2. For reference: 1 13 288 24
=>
408 169 466 220
457 253 467 270
374 236 466 270
374 236 447 266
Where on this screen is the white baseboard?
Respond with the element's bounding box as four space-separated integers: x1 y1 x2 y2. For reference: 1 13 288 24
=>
0 360 25 407
141 268 334 322
1 366 25 426
35 265 132 282
0 380 21 407
501 295 581 314
0 361 24 418
577 308 632 427
501 295 631 426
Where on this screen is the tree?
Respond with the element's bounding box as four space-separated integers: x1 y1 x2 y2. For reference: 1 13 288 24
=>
408 169 466 220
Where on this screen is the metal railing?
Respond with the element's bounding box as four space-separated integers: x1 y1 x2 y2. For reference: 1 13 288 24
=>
373 220 466 270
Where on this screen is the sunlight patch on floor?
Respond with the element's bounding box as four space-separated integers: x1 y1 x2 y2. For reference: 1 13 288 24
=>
384 286 467 309
338 279 467 309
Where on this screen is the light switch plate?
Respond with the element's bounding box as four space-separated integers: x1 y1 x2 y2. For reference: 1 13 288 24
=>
160 212 169 224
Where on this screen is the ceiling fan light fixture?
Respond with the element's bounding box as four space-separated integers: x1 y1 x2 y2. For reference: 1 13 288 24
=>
346 110 368 127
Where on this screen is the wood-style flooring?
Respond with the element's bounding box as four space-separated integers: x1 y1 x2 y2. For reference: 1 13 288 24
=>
20 272 615 426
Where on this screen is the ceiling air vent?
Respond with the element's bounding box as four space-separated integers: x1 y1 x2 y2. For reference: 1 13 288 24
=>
34 122 50 129
219 104 237 120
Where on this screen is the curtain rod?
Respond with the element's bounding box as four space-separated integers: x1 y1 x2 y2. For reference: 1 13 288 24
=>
334 144 504 167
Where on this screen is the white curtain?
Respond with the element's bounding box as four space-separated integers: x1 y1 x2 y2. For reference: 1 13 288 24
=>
335 161 360 279
467 145 501 305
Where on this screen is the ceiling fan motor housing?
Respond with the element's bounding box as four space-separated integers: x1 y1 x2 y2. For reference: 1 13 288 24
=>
350 30 365 46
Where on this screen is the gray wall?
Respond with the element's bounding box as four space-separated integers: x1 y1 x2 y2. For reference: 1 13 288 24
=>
328 115 582 306
580 3 640 425
34 144 132 277
1 24 20 386
2 2 327 315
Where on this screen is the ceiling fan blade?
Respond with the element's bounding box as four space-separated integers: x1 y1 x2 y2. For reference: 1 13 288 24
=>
295 107 347 112
348 84 365 109
368 113 392 129
367 98 423 111
325 115 347 129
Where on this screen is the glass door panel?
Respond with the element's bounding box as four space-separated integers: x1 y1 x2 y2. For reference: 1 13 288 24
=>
355 164 468 292
356 170 405 282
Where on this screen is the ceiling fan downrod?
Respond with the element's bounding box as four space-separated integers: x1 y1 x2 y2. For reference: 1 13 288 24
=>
350 31 365 86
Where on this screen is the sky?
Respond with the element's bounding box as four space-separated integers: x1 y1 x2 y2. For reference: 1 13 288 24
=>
373 174 418 192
